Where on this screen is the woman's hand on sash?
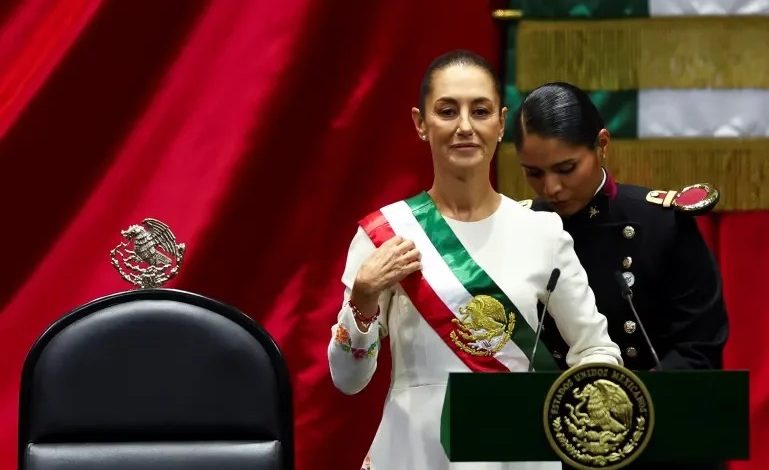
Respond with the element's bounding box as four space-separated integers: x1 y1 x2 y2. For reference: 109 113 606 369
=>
351 235 421 324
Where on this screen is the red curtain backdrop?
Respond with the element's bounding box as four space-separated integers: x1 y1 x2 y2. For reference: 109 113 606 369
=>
0 1 500 468
0 1 765 469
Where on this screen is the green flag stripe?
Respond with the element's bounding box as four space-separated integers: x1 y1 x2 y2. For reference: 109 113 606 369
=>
502 18 523 138
505 89 639 140
404 192 558 370
586 91 638 138
522 0 649 19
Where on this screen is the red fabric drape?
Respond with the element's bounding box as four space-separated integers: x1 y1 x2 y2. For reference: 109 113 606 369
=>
716 213 769 470
696 214 769 469
1 2 766 469
0 1 499 468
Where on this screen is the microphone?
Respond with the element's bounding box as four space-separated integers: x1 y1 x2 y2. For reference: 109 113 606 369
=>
528 268 561 372
613 271 662 371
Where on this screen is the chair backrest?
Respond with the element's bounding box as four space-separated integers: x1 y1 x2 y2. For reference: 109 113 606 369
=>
18 289 293 470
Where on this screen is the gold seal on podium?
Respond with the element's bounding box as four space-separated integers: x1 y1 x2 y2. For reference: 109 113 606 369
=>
543 363 654 470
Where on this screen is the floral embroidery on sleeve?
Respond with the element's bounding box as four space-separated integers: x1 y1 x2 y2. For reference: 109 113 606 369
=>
334 324 378 359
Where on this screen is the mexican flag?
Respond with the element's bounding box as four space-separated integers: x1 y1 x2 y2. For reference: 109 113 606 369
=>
498 0 769 211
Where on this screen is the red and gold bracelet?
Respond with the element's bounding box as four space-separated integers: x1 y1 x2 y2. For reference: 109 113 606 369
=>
348 299 380 328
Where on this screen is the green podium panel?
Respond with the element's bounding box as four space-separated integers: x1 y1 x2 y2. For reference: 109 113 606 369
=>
441 370 748 463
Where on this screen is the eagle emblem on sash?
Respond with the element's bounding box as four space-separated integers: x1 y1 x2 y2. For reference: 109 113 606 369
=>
449 295 515 356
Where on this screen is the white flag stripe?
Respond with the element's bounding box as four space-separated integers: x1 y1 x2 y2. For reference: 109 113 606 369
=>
650 0 769 16
380 201 529 371
639 89 769 138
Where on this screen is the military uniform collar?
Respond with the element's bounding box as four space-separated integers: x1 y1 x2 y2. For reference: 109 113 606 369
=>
563 169 617 226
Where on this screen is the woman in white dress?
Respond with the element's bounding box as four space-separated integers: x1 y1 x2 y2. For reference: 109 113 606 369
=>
327 50 622 470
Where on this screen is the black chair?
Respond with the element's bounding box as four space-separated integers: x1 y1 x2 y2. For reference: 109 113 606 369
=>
18 289 293 470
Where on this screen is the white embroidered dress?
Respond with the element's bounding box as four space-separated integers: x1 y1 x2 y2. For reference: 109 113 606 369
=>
328 195 621 470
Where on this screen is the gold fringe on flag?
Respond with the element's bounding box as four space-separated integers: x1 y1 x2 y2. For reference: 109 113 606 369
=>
497 140 769 211
515 17 769 91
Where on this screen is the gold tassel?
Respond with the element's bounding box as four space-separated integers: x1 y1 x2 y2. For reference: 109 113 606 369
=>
515 17 769 91
497 140 769 211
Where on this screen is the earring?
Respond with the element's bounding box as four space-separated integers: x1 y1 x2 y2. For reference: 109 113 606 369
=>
420 134 427 141
498 136 503 142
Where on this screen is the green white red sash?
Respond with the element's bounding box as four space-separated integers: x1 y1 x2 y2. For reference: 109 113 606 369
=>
359 192 557 372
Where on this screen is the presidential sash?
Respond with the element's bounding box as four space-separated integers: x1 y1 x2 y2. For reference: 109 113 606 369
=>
359 192 557 372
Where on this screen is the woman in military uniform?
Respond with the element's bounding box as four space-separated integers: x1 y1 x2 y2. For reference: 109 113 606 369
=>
512 82 728 470
512 82 728 373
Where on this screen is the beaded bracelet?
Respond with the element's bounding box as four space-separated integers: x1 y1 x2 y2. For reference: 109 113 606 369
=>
348 299 380 328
